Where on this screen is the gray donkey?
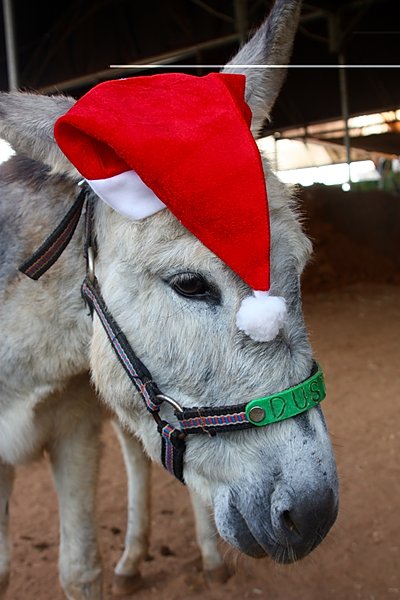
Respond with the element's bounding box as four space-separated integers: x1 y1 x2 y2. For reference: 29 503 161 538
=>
0 1 339 599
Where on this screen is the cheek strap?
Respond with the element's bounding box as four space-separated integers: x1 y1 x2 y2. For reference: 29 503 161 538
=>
19 186 87 280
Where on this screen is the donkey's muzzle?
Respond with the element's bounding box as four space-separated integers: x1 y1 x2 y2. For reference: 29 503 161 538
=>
214 479 338 562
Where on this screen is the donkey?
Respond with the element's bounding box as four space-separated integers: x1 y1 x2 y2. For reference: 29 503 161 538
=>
0 1 339 599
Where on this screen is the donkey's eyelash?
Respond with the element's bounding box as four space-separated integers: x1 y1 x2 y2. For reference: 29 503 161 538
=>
165 271 221 305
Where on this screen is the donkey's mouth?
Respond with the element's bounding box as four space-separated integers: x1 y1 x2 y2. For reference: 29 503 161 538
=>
215 502 268 559
214 503 304 562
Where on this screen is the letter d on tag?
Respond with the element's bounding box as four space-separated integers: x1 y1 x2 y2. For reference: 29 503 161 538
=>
270 396 286 420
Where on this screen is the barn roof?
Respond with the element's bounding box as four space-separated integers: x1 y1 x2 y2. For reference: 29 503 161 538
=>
1 0 399 152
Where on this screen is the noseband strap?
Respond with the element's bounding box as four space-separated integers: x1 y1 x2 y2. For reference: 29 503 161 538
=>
176 361 324 435
19 185 326 484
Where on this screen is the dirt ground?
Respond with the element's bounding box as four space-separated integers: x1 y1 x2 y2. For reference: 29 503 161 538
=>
5 187 400 600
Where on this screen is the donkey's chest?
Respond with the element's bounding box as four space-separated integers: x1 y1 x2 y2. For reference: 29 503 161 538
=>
0 386 55 464
1 274 91 388
0 373 99 465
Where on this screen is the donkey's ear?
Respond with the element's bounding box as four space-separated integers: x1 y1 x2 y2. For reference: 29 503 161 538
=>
223 0 302 137
0 91 80 180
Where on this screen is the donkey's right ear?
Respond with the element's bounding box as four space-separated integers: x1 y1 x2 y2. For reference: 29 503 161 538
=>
0 91 81 180
223 0 302 138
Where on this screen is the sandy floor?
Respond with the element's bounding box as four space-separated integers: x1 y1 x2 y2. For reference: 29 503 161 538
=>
6 282 400 600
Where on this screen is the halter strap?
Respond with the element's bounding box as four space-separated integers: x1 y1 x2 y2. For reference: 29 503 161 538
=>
19 186 88 280
176 362 324 435
19 186 326 485
81 276 161 412
81 275 187 482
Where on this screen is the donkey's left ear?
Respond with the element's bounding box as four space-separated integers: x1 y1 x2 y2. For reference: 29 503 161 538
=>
0 91 80 180
223 0 302 138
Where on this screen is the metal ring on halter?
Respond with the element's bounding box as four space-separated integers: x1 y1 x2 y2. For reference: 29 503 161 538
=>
87 246 96 282
156 393 184 413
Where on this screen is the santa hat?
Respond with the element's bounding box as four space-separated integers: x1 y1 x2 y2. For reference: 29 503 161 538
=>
54 73 287 342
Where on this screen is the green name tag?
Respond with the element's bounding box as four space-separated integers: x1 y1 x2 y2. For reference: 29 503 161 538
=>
245 364 326 426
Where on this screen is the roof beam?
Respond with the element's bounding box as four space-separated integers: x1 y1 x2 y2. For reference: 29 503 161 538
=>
38 33 241 95
2 0 18 89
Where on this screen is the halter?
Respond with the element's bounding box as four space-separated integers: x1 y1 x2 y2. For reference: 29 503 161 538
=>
19 185 326 483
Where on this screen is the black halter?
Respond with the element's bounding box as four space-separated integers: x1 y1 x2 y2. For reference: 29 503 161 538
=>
19 184 325 483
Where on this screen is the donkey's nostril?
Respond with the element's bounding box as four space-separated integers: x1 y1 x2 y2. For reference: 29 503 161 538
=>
282 510 301 536
270 484 338 558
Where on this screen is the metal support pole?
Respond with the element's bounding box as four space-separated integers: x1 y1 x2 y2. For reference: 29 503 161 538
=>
273 134 279 172
339 55 351 185
328 11 352 187
233 0 248 44
2 0 18 90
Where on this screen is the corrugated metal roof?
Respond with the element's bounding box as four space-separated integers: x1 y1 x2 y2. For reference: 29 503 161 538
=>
1 0 399 130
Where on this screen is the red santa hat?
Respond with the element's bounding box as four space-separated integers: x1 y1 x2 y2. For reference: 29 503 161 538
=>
54 73 287 342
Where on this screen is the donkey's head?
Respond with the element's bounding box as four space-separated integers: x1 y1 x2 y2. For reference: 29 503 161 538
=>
0 0 338 563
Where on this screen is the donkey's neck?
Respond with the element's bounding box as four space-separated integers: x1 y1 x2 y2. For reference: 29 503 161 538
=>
0 155 92 395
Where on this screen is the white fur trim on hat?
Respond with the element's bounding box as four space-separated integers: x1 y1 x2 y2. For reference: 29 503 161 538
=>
236 290 287 342
87 170 166 220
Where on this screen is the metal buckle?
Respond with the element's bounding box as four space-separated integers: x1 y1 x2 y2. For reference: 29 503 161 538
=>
87 246 96 282
156 393 184 413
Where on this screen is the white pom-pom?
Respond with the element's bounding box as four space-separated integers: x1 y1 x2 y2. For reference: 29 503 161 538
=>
236 291 287 342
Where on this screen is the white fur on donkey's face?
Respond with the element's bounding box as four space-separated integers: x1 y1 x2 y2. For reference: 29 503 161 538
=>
89 162 338 563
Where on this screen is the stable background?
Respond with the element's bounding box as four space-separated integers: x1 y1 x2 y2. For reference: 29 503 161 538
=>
1 1 399 599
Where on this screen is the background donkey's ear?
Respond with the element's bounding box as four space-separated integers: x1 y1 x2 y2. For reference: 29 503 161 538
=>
223 0 302 138
0 91 81 180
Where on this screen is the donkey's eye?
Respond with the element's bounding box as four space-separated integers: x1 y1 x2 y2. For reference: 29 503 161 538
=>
168 272 220 304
